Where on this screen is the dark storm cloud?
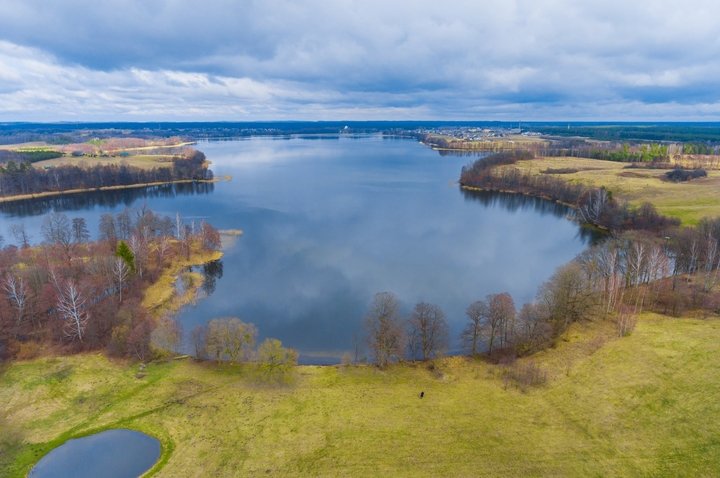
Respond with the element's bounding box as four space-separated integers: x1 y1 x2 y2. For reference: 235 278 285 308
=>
0 0 719 120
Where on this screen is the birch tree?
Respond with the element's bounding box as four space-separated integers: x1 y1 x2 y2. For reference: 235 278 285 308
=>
113 258 130 303
57 281 89 342
3 273 28 326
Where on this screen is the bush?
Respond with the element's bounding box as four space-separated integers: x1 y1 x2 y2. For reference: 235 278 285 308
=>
665 167 707 182
502 361 548 392
15 341 42 360
616 307 638 337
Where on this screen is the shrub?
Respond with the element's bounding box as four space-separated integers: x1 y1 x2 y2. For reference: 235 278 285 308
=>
502 361 548 392
665 167 707 182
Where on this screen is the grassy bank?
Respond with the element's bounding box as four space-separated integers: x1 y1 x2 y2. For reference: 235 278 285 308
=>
142 248 224 317
503 156 720 225
2 313 719 477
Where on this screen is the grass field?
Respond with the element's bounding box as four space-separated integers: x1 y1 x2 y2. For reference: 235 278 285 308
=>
33 155 175 170
507 157 720 225
2 313 720 477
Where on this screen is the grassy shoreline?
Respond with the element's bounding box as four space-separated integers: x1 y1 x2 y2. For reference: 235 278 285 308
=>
142 248 224 318
2 313 720 477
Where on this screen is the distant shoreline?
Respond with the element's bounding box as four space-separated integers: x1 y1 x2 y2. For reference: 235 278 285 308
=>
0 177 229 204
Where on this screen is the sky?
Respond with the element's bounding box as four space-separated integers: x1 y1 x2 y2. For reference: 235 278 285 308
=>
0 0 719 121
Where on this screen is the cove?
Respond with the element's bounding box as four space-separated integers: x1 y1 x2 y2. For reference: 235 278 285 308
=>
0 136 597 362
29 429 160 478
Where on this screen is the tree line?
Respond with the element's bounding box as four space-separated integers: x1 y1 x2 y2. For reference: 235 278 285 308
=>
0 207 221 361
0 150 212 198
459 151 679 233
363 219 720 367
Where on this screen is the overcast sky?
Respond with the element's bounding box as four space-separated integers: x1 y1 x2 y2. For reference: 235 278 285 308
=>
0 0 718 121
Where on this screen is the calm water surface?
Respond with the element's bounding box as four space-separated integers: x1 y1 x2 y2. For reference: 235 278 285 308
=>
0 136 595 362
29 429 160 478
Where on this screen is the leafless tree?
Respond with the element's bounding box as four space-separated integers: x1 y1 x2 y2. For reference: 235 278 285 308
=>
10 223 30 248
462 300 487 355
113 258 130 303
71 217 90 244
129 234 147 278
156 236 171 261
151 316 183 355
407 302 448 361
3 273 28 326
116 209 132 240
515 303 552 354
98 214 117 244
365 292 404 368
576 187 609 224
41 212 72 249
191 324 208 359
56 281 89 342
538 262 598 337
486 292 516 353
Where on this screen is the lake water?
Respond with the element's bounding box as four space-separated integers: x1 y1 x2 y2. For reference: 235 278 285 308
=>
0 136 596 362
29 429 160 478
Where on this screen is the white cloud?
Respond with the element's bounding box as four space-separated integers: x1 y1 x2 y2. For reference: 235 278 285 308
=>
0 0 719 120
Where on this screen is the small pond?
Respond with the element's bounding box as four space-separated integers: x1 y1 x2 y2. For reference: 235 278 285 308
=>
29 429 161 478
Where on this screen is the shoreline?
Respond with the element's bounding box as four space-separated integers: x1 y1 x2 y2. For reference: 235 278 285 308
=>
0 177 230 204
459 183 611 234
143 248 224 318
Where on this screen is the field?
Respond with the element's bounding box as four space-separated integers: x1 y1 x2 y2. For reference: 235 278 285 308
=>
32 154 176 170
506 156 720 225
2 313 720 477
1 138 195 171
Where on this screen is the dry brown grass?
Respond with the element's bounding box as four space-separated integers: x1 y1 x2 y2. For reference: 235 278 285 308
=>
508 156 720 225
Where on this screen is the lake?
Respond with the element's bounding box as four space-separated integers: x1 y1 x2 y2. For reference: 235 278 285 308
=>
0 136 596 362
29 429 160 478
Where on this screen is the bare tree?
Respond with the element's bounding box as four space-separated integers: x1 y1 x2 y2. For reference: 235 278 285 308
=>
191 324 208 359
515 302 552 354
407 302 449 361
486 292 516 353
703 232 719 291
71 217 90 244
151 317 183 355
365 292 404 368
3 273 28 326
175 212 182 240
156 236 171 261
116 209 132 240
10 223 30 248
538 262 597 337
462 300 486 355
56 281 89 342
129 234 147 278
99 214 117 244
577 188 609 224
41 212 72 248
113 258 130 303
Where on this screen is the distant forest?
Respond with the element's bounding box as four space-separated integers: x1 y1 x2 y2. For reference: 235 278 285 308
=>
0 150 212 198
3 121 720 144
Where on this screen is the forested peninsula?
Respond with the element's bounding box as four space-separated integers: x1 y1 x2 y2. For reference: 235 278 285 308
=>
0 139 213 202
